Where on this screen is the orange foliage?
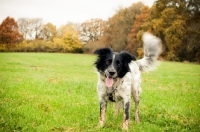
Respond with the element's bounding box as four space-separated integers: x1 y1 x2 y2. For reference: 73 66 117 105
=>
0 17 23 47
126 6 150 56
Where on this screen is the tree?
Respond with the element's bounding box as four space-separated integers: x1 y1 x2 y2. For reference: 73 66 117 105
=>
0 16 23 47
17 18 29 39
139 0 187 60
183 0 200 62
39 22 56 41
30 18 43 39
56 24 83 52
186 0 200 16
147 0 200 61
57 22 80 38
18 18 43 39
103 2 144 52
126 6 151 56
80 18 106 44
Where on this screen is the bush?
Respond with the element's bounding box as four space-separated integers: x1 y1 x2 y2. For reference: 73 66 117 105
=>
166 52 179 61
0 39 84 53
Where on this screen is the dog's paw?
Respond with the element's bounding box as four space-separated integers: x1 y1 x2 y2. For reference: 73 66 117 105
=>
99 120 104 127
135 116 140 123
122 120 129 130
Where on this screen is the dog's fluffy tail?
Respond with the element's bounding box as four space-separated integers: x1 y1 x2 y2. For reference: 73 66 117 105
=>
137 32 162 72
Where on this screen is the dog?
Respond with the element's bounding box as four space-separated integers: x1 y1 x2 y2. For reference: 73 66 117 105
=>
94 32 162 130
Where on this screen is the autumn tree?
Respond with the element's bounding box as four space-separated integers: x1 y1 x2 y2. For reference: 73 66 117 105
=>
39 22 56 41
0 16 23 48
103 2 144 52
141 0 200 61
138 0 186 60
57 22 80 37
163 8 186 53
55 24 83 52
126 6 151 56
179 0 200 62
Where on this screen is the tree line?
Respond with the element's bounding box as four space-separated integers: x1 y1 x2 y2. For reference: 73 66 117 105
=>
0 0 199 62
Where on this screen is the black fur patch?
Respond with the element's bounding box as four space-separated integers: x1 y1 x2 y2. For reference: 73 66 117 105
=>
124 102 130 120
108 93 115 102
114 52 136 78
99 101 107 114
94 48 113 72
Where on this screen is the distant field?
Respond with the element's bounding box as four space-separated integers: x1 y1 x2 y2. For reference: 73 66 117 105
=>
0 53 200 132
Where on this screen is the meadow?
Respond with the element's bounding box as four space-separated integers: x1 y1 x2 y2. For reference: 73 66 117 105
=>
0 53 199 132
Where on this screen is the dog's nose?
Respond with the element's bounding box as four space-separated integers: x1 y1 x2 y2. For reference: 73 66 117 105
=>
109 71 115 76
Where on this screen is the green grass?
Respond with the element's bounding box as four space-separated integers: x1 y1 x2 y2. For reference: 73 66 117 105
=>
0 53 200 132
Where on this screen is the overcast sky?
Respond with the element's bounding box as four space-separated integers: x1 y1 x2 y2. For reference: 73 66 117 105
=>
0 0 155 27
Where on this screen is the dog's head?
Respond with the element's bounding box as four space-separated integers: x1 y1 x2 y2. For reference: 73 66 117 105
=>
94 48 136 87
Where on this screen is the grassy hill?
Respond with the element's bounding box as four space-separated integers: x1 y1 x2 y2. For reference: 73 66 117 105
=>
0 53 199 131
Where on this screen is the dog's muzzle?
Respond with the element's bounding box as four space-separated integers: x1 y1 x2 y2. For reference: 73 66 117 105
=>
105 68 117 88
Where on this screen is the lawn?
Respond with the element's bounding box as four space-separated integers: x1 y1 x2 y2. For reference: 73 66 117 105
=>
0 53 199 132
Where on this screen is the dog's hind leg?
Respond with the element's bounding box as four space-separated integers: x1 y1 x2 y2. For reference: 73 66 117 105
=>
132 86 140 123
134 93 140 123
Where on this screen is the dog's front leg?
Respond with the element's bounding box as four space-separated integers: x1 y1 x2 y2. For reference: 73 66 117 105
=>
99 99 107 127
122 100 130 130
115 101 121 115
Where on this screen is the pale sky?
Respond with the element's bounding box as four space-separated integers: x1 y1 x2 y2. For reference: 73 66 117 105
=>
0 0 155 28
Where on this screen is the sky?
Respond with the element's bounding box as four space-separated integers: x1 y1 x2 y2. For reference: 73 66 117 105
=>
0 0 155 28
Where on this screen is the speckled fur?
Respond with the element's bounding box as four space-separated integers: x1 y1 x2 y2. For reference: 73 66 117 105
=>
94 32 162 130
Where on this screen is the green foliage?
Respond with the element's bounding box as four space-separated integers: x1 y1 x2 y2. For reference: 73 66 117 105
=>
0 53 200 131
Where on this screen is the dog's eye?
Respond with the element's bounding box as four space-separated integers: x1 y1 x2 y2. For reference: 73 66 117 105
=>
106 60 110 65
118 63 122 67
116 60 122 67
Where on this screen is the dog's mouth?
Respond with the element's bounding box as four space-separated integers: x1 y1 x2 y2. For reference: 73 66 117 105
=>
105 76 114 88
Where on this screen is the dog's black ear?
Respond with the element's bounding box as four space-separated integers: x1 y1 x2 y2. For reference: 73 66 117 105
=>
116 52 136 78
94 48 113 56
120 52 136 63
94 48 113 72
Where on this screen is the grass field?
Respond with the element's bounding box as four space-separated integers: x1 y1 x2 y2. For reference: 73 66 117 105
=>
0 53 200 132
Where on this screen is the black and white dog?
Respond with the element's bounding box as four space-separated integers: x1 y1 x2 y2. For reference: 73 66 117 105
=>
94 32 162 130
